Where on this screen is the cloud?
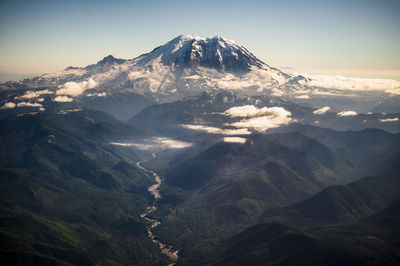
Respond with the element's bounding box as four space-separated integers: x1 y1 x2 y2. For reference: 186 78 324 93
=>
303 73 400 94
227 106 293 132
86 92 107 97
54 96 73 102
313 106 331 115
111 137 192 150
56 78 96 97
384 88 400 95
180 124 252 135
379 117 399 122
337 111 358 116
229 114 292 131
294 95 310 99
183 105 293 137
311 89 357 97
223 137 247 144
57 108 82 115
224 105 267 118
1 102 16 109
17 89 54 99
17 102 43 108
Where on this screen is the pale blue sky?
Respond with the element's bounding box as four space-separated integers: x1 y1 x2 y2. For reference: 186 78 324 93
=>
0 0 399 80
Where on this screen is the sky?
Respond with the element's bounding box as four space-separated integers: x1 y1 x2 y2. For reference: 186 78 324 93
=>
0 0 399 81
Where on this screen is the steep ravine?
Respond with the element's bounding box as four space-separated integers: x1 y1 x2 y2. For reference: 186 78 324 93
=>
137 153 179 265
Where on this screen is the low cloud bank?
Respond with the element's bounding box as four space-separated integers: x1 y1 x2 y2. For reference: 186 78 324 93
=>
303 73 400 95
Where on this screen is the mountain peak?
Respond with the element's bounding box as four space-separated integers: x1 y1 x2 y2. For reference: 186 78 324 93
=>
138 34 267 73
96 55 126 66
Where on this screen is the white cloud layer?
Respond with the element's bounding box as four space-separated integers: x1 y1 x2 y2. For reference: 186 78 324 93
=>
337 111 358 116
303 73 400 94
313 106 331 115
223 137 247 143
56 78 96 97
379 117 399 122
111 137 192 150
54 96 73 102
1 102 16 109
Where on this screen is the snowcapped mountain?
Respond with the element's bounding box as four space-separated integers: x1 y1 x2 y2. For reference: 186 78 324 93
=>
1 34 400 120
135 34 270 72
16 34 292 97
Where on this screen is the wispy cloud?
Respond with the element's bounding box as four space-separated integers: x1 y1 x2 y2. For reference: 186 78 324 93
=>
313 106 331 115
337 111 358 116
180 124 252 135
111 137 192 150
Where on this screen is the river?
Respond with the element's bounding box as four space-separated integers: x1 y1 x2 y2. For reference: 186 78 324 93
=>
137 153 179 264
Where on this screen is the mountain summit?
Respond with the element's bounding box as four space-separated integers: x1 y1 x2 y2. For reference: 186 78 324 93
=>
136 34 267 73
